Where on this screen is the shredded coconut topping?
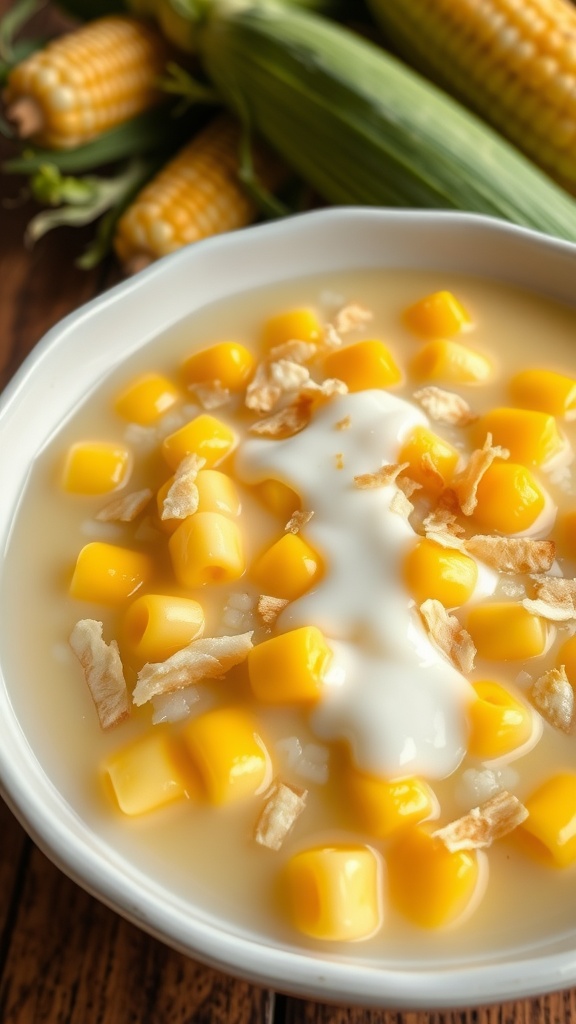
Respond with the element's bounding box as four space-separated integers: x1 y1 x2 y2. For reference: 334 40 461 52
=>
332 302 373 334
530 665 574 733
132 631 253 706
95 488 153 523
523 577 576 621
433 790 528 852
419 599 476 673
69 619 129 730
285 509 314 534
257 595 289 626
161 453 205 520
249 395 314 439
454 434 510 515
413 387 476 426
246 359 311 415
191 381 231 410
354 461 410 490
254 779 307 851
466 535 556 575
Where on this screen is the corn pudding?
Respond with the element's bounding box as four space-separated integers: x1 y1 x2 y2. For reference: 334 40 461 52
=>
4 267 576 958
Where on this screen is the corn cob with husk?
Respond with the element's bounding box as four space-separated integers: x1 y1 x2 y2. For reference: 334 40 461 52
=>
114 112 287 272
132 0 576 242
3 15 169 148
366 0 576 194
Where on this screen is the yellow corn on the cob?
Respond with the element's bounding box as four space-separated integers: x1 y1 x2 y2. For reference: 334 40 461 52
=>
114 114 285 272
4 16 169 149
367 0 576 192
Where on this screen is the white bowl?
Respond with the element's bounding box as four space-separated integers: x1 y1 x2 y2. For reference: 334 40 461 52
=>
1 208 576 1010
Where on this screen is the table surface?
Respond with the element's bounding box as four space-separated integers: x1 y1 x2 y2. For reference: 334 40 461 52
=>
2 5 576 1022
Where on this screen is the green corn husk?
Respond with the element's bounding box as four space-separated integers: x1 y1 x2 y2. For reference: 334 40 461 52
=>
181 0 576 240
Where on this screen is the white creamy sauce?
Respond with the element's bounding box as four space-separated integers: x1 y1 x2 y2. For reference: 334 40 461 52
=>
237 390 485 779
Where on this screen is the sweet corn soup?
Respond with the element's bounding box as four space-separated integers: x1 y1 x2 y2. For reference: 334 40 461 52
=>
4 268 576 961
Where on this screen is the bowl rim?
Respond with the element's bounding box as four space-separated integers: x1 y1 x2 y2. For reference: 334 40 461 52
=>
2 207 576 1010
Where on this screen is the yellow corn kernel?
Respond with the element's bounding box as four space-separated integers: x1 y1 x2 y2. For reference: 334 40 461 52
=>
262 307 321 350
4 16 168 149
183 707 269 805
285 844 382 942
472 461 545 534
473 407 563 466
122 593 205 663
322 340 402 392
398 426 459 492
510 369 576 419
403 538 478 607
468 680 533 759
250 532 323 601
466 602 547 661
254 478 300 521
70 542 154 604
62 441 131 495
387 827 480 928
103 733 196 816
557 635 576 685
169 511 244 588
114 373 179 426
182 341 255 391
410 338 491 384
196 469 241 516
403 290 471 338
248 625 332 704
345 769 437 839
162 413 235 471
522 773 576 867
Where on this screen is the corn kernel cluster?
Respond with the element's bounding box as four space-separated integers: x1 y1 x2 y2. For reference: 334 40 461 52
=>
59 287 576 943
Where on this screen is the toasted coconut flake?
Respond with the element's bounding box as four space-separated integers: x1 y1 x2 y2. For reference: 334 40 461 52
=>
285 509 314 534
257 595 289 626
335 452 344 470
161 453 205 520
354 461 410 490
301 377 348 402
322 322 343 349
530 665 574 733
397 475 422 500
335 414 351 431
390 489 413 519
132 631 253 706
523 577 576 621
269 339 318 364
69 619 129 730
433 790 528 852
454 434 510 516
420 599 476 673
422 506 465 549
421 451 447 490
192 381 231 410
246 359 311 415
413 386 476 426
249 395 314 440
254 780 308 851
332 302 373 334
466 535 556 574
96 488 153 523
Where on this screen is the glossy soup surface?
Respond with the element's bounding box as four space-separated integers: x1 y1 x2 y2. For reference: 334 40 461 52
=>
3 267 576 965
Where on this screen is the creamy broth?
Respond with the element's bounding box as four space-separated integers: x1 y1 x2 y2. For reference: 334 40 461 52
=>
3 267 576 963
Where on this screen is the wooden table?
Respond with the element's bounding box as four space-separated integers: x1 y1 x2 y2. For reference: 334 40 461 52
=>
2 6 576 1023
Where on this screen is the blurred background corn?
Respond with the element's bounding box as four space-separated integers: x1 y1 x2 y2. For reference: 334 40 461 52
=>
4 15 169 149
367 0 576 192
114 114 287 272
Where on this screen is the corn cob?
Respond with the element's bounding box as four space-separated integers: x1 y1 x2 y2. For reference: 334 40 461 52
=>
164 0 576 241
4 16 169 149
367 0 576 194
114 113 286 272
